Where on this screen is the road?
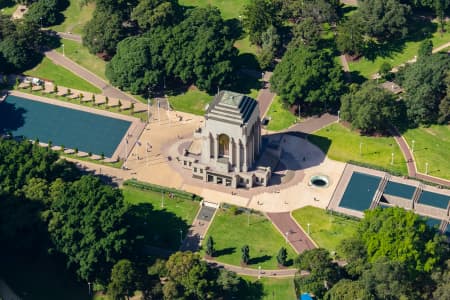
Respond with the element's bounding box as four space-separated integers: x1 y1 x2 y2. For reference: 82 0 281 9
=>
44 50 138 103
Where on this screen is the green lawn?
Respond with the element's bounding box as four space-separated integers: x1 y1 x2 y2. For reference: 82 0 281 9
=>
50 0 95 35
55 38 107 80
292 206 359 254
122 186 200 225
240 276 297 300
265 96 298 131
122 185 200 250
234 35 259 56
24 57 101 93
201 209 297 269
179 0 250 20
309 123 408 175
403 125 450 180
349 20 450 78
169 89 213 115
0 0 18 15
0 252 90 300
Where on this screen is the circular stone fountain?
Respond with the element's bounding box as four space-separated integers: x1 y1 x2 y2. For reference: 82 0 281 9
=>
309 175 330 188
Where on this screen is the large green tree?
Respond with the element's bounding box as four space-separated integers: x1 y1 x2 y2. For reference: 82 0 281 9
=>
242 0 281 46
357 0 411 41
164 6 237 91
340 81 399 133
270 46 344 113
106 35 166 94
358 207 447 275
82 9 126 56
108 259 138 300
131 0 180 31
47 175 130 284
399 52 450 125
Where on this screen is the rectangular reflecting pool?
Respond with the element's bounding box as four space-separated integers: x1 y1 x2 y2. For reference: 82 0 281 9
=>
1 95 131 157
339 172 381 212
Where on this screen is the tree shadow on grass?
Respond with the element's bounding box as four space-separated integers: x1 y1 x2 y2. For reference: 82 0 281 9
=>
248 255 272 265
238 279 265 300
362 18 437 61
125 203 191 252
233 53 261 71
214 247 236 257
0 100 26 135
227 70 261 96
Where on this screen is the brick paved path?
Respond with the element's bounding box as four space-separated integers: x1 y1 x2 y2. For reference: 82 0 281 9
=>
267 212 316 254
288 113 338 134
44 50 138 103
391 127 450 187
257 71 275 119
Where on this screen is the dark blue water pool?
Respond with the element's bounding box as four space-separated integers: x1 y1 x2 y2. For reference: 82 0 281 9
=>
339 172 381 212
418 191 450 209
0 95 131 157
383 181 415 200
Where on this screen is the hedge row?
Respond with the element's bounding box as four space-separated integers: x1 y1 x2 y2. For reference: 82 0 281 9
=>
347 160 405 177
124 179 202 201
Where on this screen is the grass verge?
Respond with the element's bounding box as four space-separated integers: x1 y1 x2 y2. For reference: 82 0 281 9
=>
348 20 450 78
55 38 107 80
122 185 199 225
24 57 101 93
291 206 359 253
309 123 407 175
265 96 298 131
240 275 297 300
169 89 212 115
403 125 450 180
50 0 95 35
201 208 297 269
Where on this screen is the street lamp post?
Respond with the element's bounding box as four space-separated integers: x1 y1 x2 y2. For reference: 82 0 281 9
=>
391 152 394 165
412 140 415 153
88 282 92 295
337 110 340 122
258 266 261 279
62 44 65 56
285 231 289 244
307 223 310 235
425 162 429 175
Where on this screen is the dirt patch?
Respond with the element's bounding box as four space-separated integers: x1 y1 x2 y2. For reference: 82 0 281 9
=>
424 128 437 136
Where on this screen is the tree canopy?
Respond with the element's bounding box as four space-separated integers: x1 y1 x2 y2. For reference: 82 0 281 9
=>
270 46 344 113
340 81 399 134
398 52 450 125
47 175 130 284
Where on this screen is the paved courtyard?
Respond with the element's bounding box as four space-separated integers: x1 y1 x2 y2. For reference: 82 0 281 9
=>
122 107 345 213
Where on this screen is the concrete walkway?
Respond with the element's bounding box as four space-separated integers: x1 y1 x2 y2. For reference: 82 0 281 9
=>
44 50 137 103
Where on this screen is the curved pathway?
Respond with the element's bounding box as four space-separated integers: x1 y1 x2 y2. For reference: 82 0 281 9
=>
391 127 450 187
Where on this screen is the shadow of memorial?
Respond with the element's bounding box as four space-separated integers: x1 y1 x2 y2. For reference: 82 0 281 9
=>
0 100 26 135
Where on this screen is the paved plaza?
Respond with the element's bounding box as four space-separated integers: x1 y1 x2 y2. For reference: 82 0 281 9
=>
122 106 345 213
